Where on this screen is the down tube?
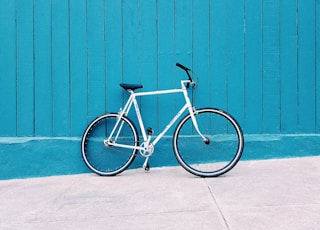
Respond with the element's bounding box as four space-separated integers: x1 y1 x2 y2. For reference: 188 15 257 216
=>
152 104 189 146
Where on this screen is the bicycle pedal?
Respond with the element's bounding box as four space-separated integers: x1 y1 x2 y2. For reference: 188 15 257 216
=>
147 127 154 136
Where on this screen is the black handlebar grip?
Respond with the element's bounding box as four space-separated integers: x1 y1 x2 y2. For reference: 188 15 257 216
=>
176 63 193 87
176 63 190 71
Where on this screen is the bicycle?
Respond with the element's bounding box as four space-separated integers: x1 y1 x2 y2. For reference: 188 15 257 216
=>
81 63 244 177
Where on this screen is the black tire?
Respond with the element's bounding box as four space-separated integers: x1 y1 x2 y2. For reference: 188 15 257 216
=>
173 108 244 177
81 113 139 176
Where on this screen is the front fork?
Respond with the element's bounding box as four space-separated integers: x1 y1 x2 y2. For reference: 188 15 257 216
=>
188 107 210 144
183 89 209 144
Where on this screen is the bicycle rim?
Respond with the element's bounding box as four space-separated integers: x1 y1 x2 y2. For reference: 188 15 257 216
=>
81 113 139 176
173 108 244 177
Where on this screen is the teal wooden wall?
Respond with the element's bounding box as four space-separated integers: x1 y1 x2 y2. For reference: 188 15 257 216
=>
1 0 320 137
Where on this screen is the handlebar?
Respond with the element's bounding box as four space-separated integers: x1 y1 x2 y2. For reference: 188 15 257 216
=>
176 63 193 87
176 63 190 71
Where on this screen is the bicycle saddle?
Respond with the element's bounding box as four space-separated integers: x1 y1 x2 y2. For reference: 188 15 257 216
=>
120 83 143 91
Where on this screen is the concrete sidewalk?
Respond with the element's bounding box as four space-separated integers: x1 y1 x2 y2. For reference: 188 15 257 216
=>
1 156 320 230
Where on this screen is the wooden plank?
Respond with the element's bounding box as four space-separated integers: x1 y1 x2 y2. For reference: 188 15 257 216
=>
51 0 70 136
157 0 176 135
227 0 245 127
209 0 227 110
210 0 228 121
280 0 298 133
297 1 316 132
262 0 281 133
105 0 123 113
192 0 210 108
139 0 159 132
16 0 34 136
87 0 106 120
121 0 140 125
316 1 320 133
0 0 17 136
34 0 53 136
70 0 88 136
175 0 192 67
122 0 140 84
244 0 263 134
174 0 194 135
174 0 193 131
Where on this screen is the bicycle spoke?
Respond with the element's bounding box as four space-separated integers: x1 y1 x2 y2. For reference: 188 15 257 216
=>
173 108 244 177
81 114 138 176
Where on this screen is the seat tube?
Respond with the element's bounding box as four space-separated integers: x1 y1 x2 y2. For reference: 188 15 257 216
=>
121 92 134 116
132 97 147 141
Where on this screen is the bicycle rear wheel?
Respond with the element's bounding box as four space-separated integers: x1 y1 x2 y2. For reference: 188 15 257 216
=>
81 113 139 176
173 108 244 177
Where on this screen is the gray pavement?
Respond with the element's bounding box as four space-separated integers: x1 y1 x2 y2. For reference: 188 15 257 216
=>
1 156 320 230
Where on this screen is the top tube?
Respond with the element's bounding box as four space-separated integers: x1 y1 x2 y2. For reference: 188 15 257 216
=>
133 80 190 97
120 63 194 93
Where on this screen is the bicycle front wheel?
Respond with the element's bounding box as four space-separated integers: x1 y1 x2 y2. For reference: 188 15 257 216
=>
173 108 244 177
81 113 139 176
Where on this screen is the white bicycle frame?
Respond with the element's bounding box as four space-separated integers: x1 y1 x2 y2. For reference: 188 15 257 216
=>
105 80 207 152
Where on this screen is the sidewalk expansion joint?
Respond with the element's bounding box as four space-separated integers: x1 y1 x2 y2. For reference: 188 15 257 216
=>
205 179 230 230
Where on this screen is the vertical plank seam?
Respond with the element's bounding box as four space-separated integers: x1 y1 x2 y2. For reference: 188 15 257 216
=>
173 0 177 113
243 0 247 131
278 0 282 133
156 0 160 132
261 0 265 133
121 0 125 107
104 0 107 114
68 0 72 136
226 0 229 112
208 0 211 107
296 0 300 131
15 0 18 136
278 0 281 133
314 0 317 132
85 0 89 123
244 0 247 132
50 0 54 136
295 0 299 132
279 0 282 132
33 0 36 136
191 0 194 70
